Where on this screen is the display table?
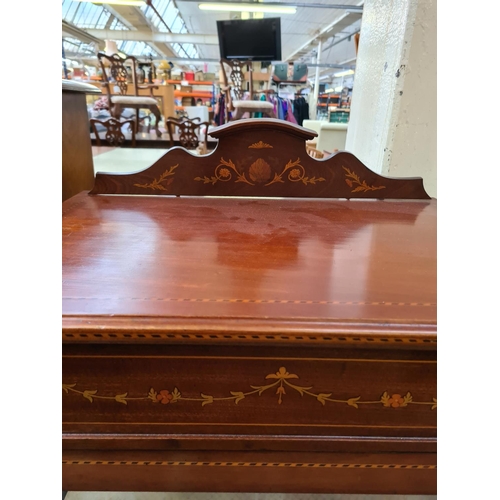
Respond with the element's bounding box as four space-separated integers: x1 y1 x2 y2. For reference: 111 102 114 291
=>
62 119 436 494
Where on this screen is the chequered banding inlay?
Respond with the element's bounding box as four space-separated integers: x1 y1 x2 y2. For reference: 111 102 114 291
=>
63 460 436 469
62 332 436 343
63 297 436 306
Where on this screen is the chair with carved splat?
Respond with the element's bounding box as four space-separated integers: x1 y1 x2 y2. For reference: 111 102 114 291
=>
166 116 210 153
90 116 136 147
220 59 276 120
97 52 162 138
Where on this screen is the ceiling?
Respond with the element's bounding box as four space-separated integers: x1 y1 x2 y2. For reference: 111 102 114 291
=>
62 0 363 81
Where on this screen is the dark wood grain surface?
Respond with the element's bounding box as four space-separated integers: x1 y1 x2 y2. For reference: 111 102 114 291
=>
90 119 431 199
63 193 436 341
62 187 436 493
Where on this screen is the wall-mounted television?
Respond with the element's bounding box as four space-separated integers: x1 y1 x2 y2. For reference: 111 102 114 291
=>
216 17 282 61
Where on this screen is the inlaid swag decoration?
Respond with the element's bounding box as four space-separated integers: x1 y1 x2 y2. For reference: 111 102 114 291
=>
63 366 437 410
90 119 430 199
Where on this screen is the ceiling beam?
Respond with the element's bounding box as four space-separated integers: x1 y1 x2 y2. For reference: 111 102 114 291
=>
102 5 147 30
284 11 362 61
149 42 175 58
62 21 105 49
86 29 218 45
179 1 363 10
322 28 361 52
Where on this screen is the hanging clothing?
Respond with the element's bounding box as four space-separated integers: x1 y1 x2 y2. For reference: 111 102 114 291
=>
286 102 298 124
253 94 267 118
213 93 230 126
268 96 298 124
292 96 309 126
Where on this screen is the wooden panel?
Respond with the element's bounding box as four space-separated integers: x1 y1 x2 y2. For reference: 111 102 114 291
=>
63 450 437 494
62 91 95 202
90 119 430 199
62 344 436 493
62 346 436 438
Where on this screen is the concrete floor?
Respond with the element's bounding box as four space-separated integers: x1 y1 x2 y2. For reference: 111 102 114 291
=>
92 147 168 175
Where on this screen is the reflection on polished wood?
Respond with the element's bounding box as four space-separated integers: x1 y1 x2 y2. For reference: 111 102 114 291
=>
63 195 435 329
62 119 436 495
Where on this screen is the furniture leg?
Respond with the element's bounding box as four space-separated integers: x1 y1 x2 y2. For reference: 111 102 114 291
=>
135 109 140 134
234 107 244 120
111 104 122 121
90 120 102 147
152 106 162 138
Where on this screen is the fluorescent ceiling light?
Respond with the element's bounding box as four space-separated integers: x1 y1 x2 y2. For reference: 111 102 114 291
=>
74 0 146 6
199 3 296 14
333 69 355 77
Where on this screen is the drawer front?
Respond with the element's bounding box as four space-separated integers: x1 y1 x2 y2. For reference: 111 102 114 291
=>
63 344 436 440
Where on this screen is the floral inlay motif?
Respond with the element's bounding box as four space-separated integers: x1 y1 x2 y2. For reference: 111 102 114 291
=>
382 392 412 408
134 165 178 191
194 158 325 187
248 141 273 149
343 166 385 193
63 366 436 410
194 157 253 185
265 158 325 186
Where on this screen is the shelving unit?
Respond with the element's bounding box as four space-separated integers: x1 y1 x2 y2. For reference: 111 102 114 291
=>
168 80 216 115
244 70 272 93
317 93 341 119
329 108 350 123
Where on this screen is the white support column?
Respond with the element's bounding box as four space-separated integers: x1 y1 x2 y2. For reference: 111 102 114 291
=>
345 0 437 197
311 39 322 120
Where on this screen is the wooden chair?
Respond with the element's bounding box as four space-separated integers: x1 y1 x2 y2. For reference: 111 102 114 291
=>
220 59 276 120
97 52 162 138
306 145 325 159
90 117 136 148
166 116 209 153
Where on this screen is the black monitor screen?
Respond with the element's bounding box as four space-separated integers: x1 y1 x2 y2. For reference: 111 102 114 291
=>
217 18 282 61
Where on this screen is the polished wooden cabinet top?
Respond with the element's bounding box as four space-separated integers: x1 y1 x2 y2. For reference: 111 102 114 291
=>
62 192 436 342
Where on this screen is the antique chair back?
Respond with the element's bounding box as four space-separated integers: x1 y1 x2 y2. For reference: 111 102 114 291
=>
166 116 210 151
97 52 163 138
219 59 275 120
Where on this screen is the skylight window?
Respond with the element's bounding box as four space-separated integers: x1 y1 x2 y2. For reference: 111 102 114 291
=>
117 41 159 58
63 37 97 56
141 0 179 32
62 0 128 30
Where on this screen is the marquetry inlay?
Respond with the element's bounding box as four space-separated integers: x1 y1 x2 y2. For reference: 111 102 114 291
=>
62 332 436 344
63 366 436 409
63 460 436 469
343 166 385 193
134 165 178 191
